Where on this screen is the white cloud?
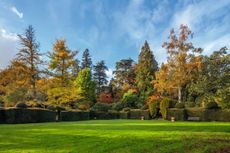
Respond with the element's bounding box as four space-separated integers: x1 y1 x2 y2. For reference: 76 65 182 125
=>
0 28 19 69
202 34 230 54
10 6 23 19
171 0 230 30
105 68 113 81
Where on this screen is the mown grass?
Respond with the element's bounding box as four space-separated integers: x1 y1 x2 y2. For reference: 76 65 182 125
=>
0 120 229 153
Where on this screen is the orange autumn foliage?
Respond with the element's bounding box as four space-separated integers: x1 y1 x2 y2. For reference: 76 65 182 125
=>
98 92 113 104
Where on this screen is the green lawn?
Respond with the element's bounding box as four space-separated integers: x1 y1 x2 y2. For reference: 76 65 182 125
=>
0 120 229 153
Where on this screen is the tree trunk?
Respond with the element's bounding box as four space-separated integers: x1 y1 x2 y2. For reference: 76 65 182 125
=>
178 86 181 103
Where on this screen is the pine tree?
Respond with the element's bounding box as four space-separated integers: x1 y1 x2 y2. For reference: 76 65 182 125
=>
81 48 92 70
17 25 42 99
93 60 108 94
136 41 158 98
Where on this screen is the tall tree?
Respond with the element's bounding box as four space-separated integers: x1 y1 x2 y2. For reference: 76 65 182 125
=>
17 25 42 99
113 58 135 89
155 25 202 103
136 41 158 98
48 39 77 85
81 48 92 70
93 60 108 94
188 47 230 107
112 58 135 101
74 68 96 103
71 59 80 78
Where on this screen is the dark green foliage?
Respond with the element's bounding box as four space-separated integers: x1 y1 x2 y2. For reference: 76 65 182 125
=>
112 102 124 111
119 111 129 119
81 49 92 70
160 97 177 119
3 108 56 123
93 60 108 94
185 102 195 108
205 102 219 109
89 111 119 120
0 109 5 123
136 41 158 98
188 47 230 108
141 105 148 110
167 108 186 121
129 109 150 120
148 100 159 118
186 108 204 120
122 107 131 112
61 111 89 121
15 102 27 109
122 90 140 108
204 109 230 121
91 103 112 112
113 58 135 88
175 103 185 109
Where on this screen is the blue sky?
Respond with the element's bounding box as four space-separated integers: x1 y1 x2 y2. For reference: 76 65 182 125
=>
0 0 230 77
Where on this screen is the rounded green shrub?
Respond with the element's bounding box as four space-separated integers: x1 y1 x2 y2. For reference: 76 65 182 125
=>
112 102 124 111
175 103 185 109
205 101 219 109
15 102 27 109
91 103 112 112
122 90 140 108
160 97 177 119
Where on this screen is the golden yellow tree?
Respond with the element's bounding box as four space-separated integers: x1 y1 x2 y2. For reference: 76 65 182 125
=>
49 39 77 85
154 25 202 103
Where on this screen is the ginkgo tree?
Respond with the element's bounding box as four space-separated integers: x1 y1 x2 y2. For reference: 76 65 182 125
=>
154 25 203 103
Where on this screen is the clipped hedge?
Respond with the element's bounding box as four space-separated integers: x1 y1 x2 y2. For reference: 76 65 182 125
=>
119 111 130 119
0 108 5 123
61 111 89 121
129 109 150 120
2 108 56 124
167 108 186 121
167 108 230 122
186 108 205 121
203 109 230 121
89 111 119 120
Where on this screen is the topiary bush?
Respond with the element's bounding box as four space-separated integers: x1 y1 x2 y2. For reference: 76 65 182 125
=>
15 102 27 109
112 102 124 111
91 102 112 112
148 100 159 118
205 101 219 109
160 97 177 119
175 103 185 109
122 90 140 108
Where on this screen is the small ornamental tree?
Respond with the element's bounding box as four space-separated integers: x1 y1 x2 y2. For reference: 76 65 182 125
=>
74 68 96 104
